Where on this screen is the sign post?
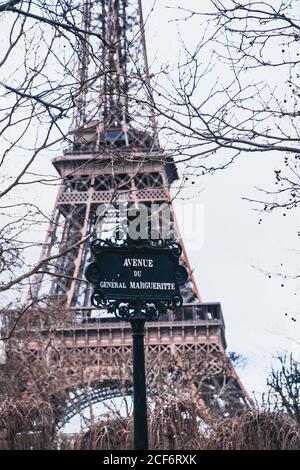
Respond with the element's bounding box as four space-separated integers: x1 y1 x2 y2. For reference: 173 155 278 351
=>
84 236 188 450
130 311 148 450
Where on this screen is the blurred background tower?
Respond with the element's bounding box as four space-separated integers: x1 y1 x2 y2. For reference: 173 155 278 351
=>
28 0 251 426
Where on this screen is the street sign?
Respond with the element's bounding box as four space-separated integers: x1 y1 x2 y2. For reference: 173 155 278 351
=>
84 237 188 319
84 236 190 451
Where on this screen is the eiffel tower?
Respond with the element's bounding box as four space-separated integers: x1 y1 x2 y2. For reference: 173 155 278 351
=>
25 0 251 427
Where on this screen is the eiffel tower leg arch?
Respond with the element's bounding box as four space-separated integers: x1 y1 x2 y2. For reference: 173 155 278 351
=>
53 380 133 431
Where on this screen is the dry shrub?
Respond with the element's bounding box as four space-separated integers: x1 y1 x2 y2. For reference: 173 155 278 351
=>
4 395 297 450
69 400 300 450
70 394 205 450
205 409 300 450
149 393 204 450
0 399 54 449
71 415 132 450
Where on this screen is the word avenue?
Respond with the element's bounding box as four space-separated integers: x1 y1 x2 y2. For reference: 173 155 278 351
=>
123 257 154 268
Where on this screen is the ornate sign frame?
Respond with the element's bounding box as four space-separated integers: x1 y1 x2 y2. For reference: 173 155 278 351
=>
84 237 188 321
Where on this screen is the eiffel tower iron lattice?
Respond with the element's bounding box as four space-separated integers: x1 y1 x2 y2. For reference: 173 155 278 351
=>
21 0 251 427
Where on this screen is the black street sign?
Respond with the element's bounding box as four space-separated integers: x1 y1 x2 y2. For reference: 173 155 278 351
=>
84 238 188 318
85 245 187 302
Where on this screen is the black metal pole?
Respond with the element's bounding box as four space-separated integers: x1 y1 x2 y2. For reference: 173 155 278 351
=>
130 312 148 450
